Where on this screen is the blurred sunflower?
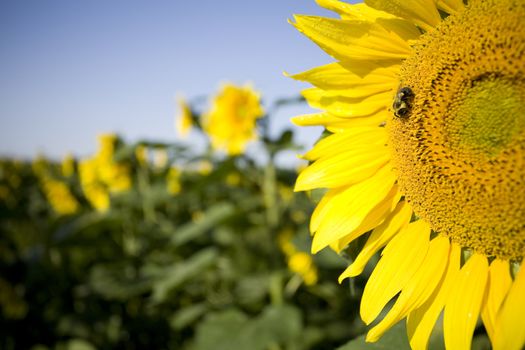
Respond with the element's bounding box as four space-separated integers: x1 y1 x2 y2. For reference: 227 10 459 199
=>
166 166 181 195
79 134 131 211
61 153 75 177
203 83 264 155
176 97 194 138
41 177 79 215
290 0 524 349
279 229 319 286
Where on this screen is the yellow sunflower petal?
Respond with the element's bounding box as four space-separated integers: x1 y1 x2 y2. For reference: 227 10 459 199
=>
289 61 399 94
291 15 414 61
310 187 338 233
366 235 450 342
291 112 333 127
493 264 525 350
364 0 441 32
326 113 387 131
302 88 391 118
338 200 412 282
481 259 512 342
308 85 393 99
296 144 389 190
360 220 431 325
444 253 489 350
332 184 400 252
302 127 386 161
311 165 396 253
436 0 465 15
316 0 395 21
407 243 461 350
291 110 388 130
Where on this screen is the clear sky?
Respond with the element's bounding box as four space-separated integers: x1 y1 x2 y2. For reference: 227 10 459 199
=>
0 0 352 160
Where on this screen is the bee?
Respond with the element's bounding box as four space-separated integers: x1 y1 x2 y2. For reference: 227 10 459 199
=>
392 86 414 119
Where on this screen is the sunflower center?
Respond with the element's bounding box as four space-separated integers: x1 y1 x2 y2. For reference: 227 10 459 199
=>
389 0 525 261
447 75 525 159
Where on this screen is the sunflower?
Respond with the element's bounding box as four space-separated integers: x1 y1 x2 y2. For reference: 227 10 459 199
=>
203 83 264 155
176 97 194 138
79 134 131 211
290 0 524 349
41 177 79 215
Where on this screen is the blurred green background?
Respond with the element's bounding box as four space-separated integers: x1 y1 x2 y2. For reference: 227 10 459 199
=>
0 94 375 350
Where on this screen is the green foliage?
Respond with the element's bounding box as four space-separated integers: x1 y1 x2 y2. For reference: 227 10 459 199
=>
193 305 302 350
336 322 411 350
0 104 367 349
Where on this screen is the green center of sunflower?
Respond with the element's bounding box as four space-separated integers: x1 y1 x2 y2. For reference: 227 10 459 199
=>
447 75 525 159
389 0 525 261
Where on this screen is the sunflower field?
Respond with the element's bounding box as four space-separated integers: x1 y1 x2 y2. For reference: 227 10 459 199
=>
3 0 525 349
0 91 366 350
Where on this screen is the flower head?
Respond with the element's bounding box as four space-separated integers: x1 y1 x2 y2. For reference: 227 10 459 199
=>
135 145 148 166
41 177 79 215
176 97 194 138
278 229 319 286
167 166 181 195
79 158 110 211
61 154 75 177
291 0 525 349
79 134 131 210
203 83 264 155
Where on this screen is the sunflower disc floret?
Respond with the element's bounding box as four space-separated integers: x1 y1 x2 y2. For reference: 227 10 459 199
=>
390 0 525 261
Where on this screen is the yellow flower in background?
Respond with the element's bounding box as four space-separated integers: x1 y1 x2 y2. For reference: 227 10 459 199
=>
135 145 148 166
278 184 294 204
31 154 49 176
99 163 131 193
225 172 241 186
291 0 524 349
79 134 131 210
197 160 213 175
41 177 79 215
288 252 318 286
176 97 193 137
278 229 296 256
278 229 319 286
79 158 110 211
97 134 118 162
203 83 264 155
61 153 75 177
84 184 110 211
95 134 131 193
167 166 181 195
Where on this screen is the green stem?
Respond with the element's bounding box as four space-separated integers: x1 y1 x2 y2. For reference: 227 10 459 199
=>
138 166 156 222
263 159 279 229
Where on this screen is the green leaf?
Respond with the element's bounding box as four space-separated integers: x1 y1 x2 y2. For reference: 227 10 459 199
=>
170 203 236 246
235 274 270 306
252 303 302 345
193 304 302 350
150 248 218 303
54 339 96 350
89 263 153 300
54 211 120 242
170 303 208 330
193 309 249 350
471 334 491 350
113 144 136 162
336 321 410 350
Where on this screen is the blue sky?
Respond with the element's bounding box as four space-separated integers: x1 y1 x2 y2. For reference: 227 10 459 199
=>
0 0 350 160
